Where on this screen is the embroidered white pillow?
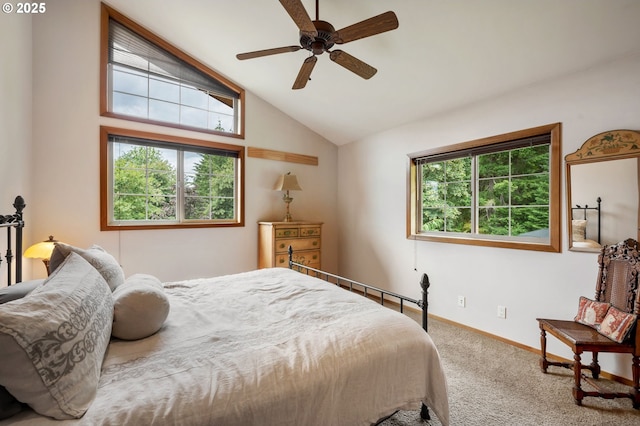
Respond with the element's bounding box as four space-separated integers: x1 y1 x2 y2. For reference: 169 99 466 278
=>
49 243 124 291
0 252 113 419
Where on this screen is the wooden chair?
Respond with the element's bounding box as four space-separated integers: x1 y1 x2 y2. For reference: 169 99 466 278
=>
537 238 640 408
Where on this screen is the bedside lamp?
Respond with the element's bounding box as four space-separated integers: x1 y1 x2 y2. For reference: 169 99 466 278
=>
275 172 302 222
24 235 58 275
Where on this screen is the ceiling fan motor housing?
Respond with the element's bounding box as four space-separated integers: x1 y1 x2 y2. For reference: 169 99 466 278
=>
300 20 335 55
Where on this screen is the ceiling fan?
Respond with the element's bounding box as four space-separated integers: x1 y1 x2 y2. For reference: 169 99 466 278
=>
236 0 399 89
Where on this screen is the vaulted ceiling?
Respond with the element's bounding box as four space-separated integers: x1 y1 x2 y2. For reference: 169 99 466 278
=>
106 0 640 145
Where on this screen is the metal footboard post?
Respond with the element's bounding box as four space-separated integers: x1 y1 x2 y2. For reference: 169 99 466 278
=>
420 273 430 333
419 273 431 421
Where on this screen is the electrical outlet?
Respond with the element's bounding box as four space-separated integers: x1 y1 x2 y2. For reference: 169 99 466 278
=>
457 296 466 308
497 305 507 319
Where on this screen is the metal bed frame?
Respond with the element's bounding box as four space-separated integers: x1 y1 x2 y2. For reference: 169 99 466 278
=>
287 245 432 420
0 195 26 286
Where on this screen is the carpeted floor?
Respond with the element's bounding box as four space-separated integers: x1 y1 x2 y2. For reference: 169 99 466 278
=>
379 315 640 426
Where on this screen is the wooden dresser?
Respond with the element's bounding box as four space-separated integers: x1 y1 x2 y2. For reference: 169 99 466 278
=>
258 221 322 269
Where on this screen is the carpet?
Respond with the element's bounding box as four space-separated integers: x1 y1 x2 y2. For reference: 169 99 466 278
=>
379 316 639 425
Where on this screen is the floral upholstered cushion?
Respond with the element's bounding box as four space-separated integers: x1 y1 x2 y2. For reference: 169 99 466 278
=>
574 296 610 328
0 253 113 419
597 305 637 343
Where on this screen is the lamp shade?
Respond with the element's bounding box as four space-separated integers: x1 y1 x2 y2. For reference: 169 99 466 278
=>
24 236 58 260
275 172 302 191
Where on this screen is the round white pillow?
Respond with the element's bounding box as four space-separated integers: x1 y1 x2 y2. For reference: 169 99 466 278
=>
112 274 170 341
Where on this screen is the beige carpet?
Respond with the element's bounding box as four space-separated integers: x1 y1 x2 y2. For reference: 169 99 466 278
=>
379 315 640 426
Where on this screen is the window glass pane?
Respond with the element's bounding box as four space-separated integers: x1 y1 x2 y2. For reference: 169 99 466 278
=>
114 195 147 220
149 76 180 103
208 113 234 132
444 181 471 206
183 152 236 220
112 143 177 222
446 157 472 180
112 92 148 117
445 207 471 233
422 161 445 182
148 195 177 220
112 67 148 97
478 151 509 178
478 177 509 207
512 145 549 175
478 207 510 235
149 99 180 124
181 86 209 109
512 207 549 236
422 208 445 231
511 175 549 205
209 96 234 113
212 197 235 220
181 105 208 128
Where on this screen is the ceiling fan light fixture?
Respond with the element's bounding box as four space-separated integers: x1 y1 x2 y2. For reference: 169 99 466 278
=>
236 0 398 89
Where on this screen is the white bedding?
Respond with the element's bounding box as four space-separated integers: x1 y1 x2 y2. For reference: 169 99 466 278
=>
3 268 449 426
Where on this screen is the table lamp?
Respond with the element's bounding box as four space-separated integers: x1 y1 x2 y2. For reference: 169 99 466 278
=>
275 172 302 222
24 235 58 275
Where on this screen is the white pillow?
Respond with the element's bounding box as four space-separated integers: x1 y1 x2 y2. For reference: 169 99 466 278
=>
112 274 170 341
572 219 587 242
0 253 113 419
49 243 124 291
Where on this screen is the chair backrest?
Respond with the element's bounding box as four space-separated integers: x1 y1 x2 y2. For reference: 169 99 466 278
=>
595 239 640 315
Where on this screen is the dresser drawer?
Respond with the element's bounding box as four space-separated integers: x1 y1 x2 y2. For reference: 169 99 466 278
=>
300 227 321 237
275 228 299 238
275 237 320 253
275 250 320 267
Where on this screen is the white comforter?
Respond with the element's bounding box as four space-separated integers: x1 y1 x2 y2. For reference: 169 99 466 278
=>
4 268 449 426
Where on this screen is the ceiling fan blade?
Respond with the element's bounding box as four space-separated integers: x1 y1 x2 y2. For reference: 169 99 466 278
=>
279 0 318 38
236 46 301 60
292 56 317 90
329 50 377 79
332 11 399 44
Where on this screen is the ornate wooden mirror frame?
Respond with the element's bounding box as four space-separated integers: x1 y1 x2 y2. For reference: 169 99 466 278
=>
566 129 640 252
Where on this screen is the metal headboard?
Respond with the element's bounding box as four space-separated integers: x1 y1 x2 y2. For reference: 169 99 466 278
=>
572 196 601 244
0 196 26 286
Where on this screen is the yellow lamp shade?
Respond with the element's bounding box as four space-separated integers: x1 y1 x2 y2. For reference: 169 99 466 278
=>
24 236 58 260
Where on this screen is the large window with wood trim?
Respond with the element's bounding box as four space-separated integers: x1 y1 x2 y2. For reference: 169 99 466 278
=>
100 3 244 138
408 123 561 252
100 127 244 230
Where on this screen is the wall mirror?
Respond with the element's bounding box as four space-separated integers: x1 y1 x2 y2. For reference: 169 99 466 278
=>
566 130 640 252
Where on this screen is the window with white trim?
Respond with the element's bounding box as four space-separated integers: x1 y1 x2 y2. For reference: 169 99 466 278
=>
408 123 561 252
100 127 244 230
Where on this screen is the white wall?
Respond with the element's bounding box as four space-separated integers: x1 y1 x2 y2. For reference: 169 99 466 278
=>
338 52 640 380
0 12 33 285
28 0 338 281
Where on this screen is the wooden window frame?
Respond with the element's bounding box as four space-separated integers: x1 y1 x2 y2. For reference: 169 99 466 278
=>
407 123 562 253
100 126 245 231
100 3 245 139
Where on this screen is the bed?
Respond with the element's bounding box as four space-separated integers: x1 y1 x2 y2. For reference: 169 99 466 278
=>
0 196 449 426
